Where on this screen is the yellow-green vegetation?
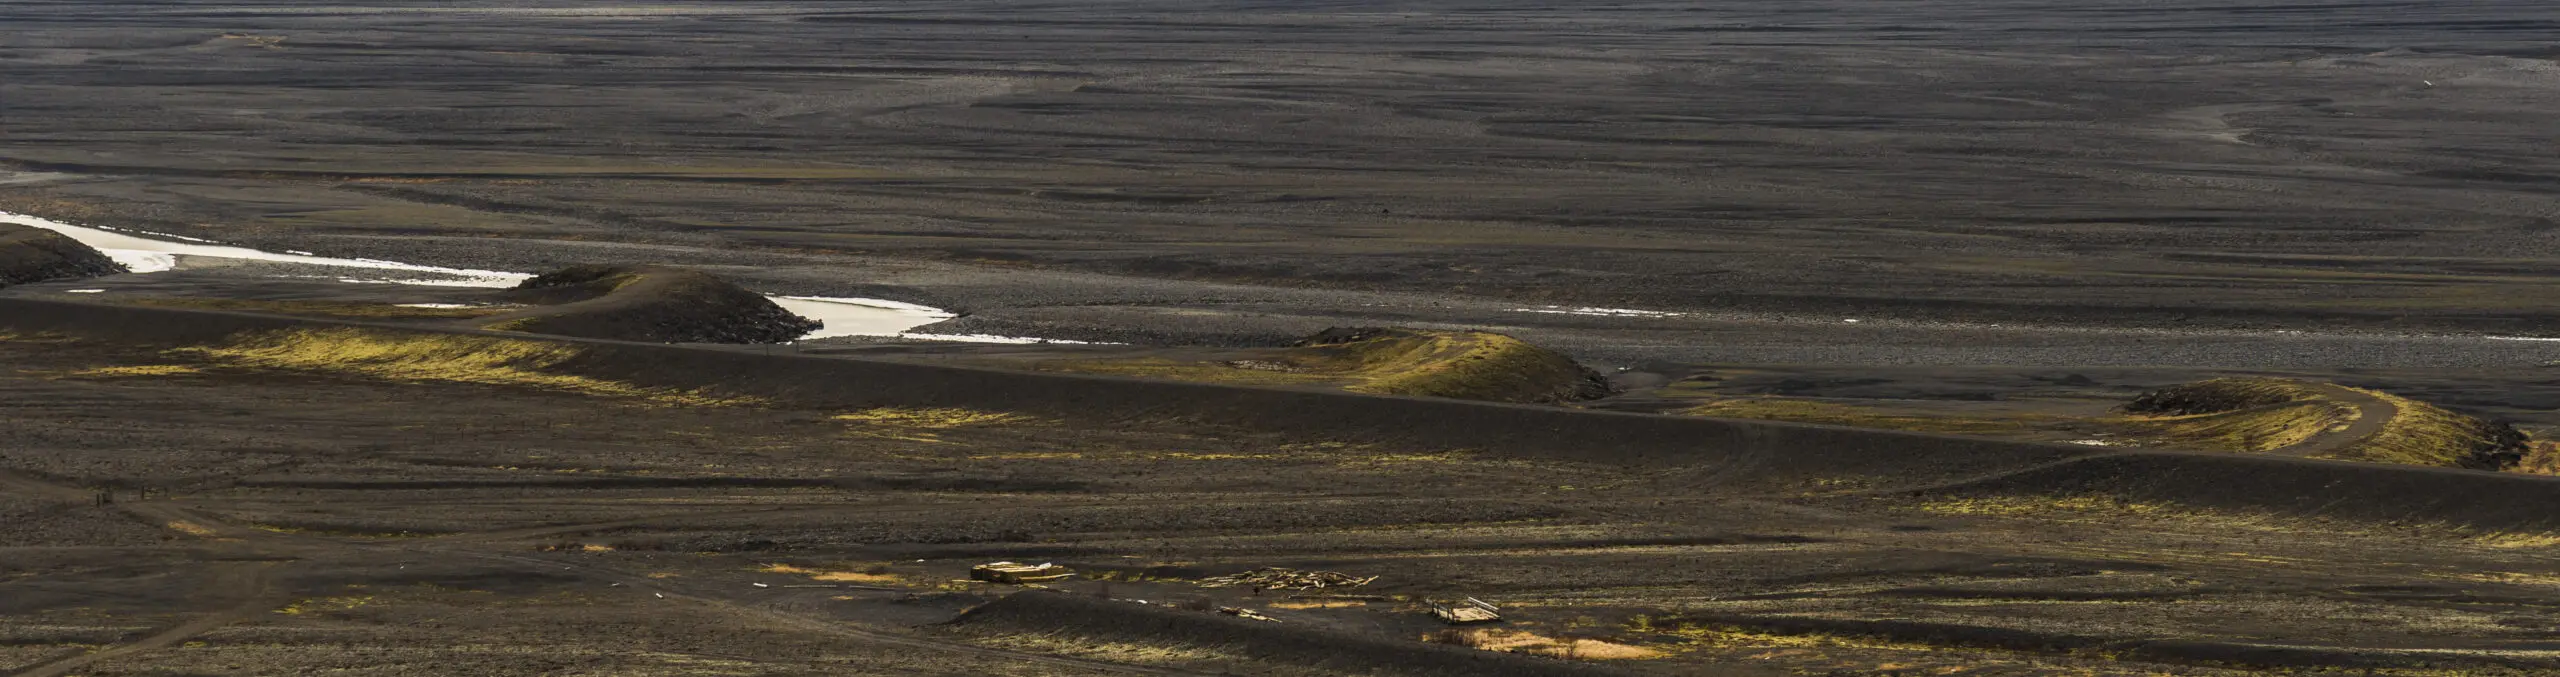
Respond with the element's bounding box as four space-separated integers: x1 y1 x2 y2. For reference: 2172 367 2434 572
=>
982 632 1231 665
1421 628 1664 660
1329 330 1604 402
56 364 204 378
113 297 511 320
2120 402 2357 453
1681 397 2053 436
832 406 1038 442
2112 378 2355 452
1912 494 2182 518
2469 531 2560 550
172 328 755 406
2514 441 2560 476
1043 328 1608 404
1639 617 1945 654
2125 378 2527 469
756 563 905 584
274 595 375 616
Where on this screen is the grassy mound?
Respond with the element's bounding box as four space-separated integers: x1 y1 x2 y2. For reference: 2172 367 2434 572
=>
2120 378 2324 416
1044 327 1613 404
173 327 752 405
479 265 818 344
2122 378 2528 470
2116 379 2359 454
2332 389 2528 470
1294 327 1614 403
0 223 125 286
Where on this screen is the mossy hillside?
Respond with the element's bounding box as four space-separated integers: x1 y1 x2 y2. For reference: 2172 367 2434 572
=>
1299 328 1612 403
2330 390 2528 470
173 327 755 406
2119 378 2327 417
2117 399 2359 454
1040 328 1613 404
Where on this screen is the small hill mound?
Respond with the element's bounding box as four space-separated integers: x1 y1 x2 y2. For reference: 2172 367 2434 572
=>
1039 327 1612 404
478 265 818 344
2120 378 2323 417
1290 327 1613 403
0 223 126 286
2120 378 2528 470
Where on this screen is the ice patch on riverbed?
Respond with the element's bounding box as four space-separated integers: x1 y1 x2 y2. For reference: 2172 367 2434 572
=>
0 210 1034 342
1511 305 1686 318
770 296 955 340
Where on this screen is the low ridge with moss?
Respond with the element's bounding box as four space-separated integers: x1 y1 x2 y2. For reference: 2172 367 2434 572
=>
2124 378 2528 470
478 264 819 344
1041 327 1613 404
0 223 126 286
1674 376 2532 473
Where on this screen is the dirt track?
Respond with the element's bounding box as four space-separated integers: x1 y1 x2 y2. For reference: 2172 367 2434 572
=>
2272 384 2398 457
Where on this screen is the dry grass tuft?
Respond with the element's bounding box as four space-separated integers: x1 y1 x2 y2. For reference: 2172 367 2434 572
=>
2118 399 2356 453
2471 531 2560 550
1042 328 1607 404
984 632 1229 665
165 521 221 538
274 595 373 616
757 563 903 584
1422 628 1662 660
832 407 1038 442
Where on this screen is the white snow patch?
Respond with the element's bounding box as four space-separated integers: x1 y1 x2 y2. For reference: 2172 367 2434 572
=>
396 303 478 309
770 296 957 340
64 289 105 294
2486 335 2560 343
898 333 1103 345
1510 305 1686 318
2065 439 2116 447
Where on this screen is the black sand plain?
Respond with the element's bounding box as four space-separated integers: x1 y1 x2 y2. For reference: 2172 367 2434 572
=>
8 1 2560 675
